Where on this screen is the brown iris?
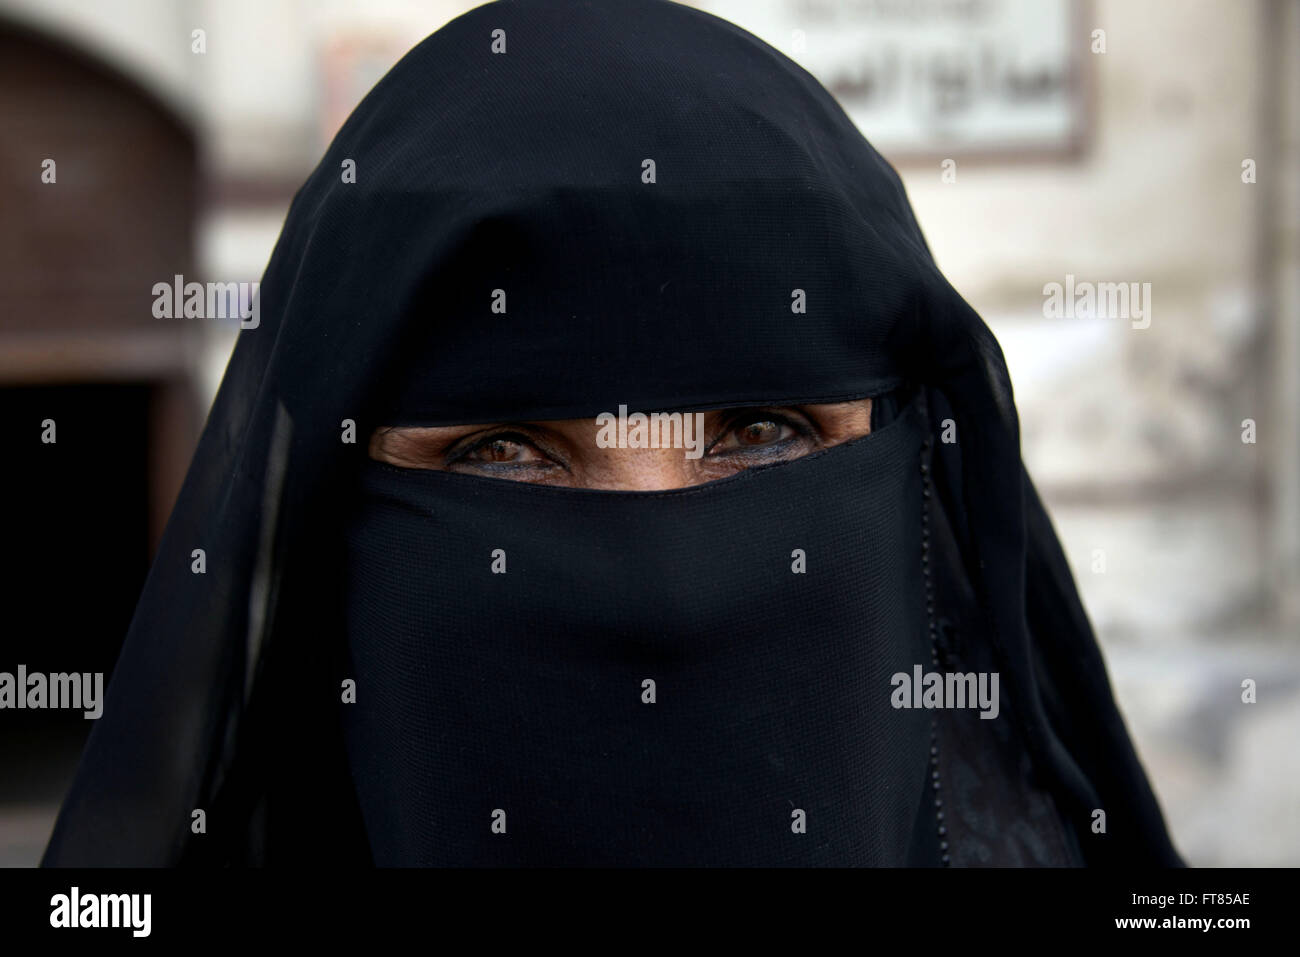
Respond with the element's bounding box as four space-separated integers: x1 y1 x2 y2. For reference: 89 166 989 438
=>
474 437 526 462
737 419 781 446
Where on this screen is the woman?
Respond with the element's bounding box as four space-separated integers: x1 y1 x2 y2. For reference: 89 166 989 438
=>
42 0 1182 866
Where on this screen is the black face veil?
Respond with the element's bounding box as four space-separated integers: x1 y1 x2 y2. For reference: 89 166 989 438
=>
42 0 1182 867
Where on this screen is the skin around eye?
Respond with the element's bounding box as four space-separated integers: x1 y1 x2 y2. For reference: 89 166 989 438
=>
369 397 873 490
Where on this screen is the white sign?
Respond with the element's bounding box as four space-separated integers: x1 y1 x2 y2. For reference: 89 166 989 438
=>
698 0 1085 158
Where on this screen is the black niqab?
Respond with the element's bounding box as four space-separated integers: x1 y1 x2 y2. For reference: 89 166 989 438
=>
42 0 1182 867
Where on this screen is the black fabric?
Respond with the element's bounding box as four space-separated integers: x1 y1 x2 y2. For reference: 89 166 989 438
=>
41 0 1182 867
344 401 930 865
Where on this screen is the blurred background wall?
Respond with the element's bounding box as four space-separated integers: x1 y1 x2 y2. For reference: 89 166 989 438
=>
1 0 1296 865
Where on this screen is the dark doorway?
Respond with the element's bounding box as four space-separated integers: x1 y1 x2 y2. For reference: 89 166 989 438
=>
0 383 153 861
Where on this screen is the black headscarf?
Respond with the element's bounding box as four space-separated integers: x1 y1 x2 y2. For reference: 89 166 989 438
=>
42 0 1182 867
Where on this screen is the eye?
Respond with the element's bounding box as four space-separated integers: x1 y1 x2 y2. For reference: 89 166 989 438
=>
455 432 552 468
708 410 808 456
735 418 784 446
